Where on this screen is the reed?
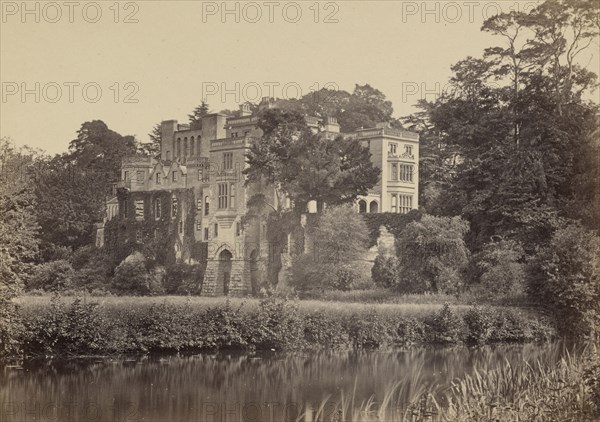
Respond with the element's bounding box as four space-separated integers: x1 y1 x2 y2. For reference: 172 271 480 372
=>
292 345 599 422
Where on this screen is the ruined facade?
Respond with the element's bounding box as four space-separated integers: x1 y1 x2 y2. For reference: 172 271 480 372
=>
98 98 420 296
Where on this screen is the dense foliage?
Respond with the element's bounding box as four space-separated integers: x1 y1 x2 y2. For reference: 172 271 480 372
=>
290 206 372 293
244 108 380 213
0 139 40 357
528 224 600 339
405 0 599 336
17 297 555 357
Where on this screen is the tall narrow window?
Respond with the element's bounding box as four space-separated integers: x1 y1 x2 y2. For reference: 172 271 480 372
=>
390 163 398 181
177 138 181 158
178 220 183 234
196 221 201 231
171 197 178 218
155 198 162 219
204 227 209 240
399 195 413 214
183 138 188 157
399 164 414 182
172 171 178 182
404 145 413 156
214 223 218 237
204 196 209 215
124 171 129 180
391 194 398 213
201 162 210 182
388 143 397 155
196 199 202 212
135 200 144 220
229 183 236 209
155 172 161 184
236 222 242 237
223 152 233 171
190 137 195 156
218 183 228 209
136 170 145 184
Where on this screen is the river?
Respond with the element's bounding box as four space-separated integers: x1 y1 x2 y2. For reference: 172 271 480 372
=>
0 342 573 422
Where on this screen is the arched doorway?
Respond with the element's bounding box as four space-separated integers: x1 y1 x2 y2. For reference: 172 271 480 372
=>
249 250 259 295
358 200 367 213
369 201 379 213
218 249 233 295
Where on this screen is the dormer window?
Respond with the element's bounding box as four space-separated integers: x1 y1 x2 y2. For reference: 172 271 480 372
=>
155 172 161 184
404 145 413 156
172 171 178 182
388 143 397 155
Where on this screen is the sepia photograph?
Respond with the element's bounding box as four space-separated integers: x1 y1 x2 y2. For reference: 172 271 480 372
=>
1 0 599 421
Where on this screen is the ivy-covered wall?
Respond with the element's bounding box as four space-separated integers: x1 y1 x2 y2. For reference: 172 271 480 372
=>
104 188 206 267
361 210 423 247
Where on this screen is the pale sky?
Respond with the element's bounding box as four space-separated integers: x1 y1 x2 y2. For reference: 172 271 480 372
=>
1 0 599 154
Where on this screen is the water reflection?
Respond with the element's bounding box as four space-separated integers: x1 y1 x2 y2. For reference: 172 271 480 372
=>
0 342 573 422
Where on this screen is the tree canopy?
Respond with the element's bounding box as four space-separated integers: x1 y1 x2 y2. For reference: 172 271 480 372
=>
244 109 380 213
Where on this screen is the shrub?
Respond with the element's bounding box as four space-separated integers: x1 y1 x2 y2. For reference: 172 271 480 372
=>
475 239 526 298
290 205 371 293
396 215 470 295
395 317 426 345
463 306 495 345
27 260 74 292
0 298 23 358
22 296 107 356
303 312 350 349
528 224 600 339
371 254 401 289
70 245 113 291
11 297 557 358
347 309 392 348
165 263 202 294
424 304 464 344
111 253 165 296
195 303 249 350
249 297 305 351
111 257 150 295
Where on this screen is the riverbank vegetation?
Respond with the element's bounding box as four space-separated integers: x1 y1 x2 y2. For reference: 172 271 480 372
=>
9 295 555 358
298 346 600 422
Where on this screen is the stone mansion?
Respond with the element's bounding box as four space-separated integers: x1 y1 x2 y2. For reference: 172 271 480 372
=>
97 99 419 295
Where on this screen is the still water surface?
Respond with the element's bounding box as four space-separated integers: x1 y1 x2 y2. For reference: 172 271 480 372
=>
1 343 571 422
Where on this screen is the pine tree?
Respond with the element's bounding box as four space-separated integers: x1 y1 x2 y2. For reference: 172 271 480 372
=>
188 102 210 130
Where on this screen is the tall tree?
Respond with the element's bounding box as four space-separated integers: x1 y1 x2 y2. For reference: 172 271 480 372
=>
188 101 210 130
0 138 40 297
35 121 137 253
409 0 598 251
273 84 398 132
245 109 379 213
67 120 137 182
139 123 163 156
